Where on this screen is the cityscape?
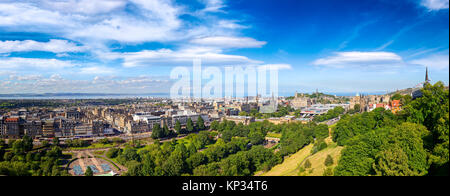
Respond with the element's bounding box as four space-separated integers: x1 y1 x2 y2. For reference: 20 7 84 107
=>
0 0 448 183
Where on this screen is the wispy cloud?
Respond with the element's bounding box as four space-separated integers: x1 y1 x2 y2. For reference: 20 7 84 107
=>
190 36 266 49
0 39 86 53
420 0 449 11
117 47 263 67
79 66 117 75
409 53 450 70
313 51 403 69
0 57 75 70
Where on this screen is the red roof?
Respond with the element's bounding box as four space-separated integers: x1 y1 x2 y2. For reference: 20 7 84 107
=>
5 118 19 122
376 103 385 108
392 100 401 107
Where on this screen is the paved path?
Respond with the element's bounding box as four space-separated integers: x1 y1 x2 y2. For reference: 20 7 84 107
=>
86 151 104 172
77 152 86 172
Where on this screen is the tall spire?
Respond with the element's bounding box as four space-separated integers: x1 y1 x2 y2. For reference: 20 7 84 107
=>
425 67 430 83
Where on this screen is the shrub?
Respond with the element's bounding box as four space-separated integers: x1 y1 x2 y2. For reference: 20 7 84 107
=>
304 159 311 169
325 155 334 166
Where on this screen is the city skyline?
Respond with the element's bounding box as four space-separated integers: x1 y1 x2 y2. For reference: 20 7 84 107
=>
0 0 449 95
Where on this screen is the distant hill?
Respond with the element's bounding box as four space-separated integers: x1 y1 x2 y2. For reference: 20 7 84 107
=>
388 88 416 96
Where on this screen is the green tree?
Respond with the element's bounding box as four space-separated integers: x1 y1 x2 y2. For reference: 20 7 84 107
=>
85 166 93 176
22 135 34 151
151 124 162 139
323 167 334 176
210 121 219 131
402 82 449 175
106 148 120 159
163 123 171 137
325 155 334 167
186 118 194 133
52 137 59 146
196 116 206 131
304 159 311 169
174 120 182 133
372 144 420 176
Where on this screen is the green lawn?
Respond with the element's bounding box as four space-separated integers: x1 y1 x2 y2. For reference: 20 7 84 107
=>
69 143 116 150
266 132 282 138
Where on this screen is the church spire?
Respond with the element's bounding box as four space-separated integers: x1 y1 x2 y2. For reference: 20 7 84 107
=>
425 67 430 83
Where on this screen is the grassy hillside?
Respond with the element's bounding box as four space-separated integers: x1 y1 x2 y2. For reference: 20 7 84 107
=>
259 144 313 176
259 127 343 176
298 143 343 176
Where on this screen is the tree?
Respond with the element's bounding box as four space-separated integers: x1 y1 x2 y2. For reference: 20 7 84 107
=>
41 140 49 147
151 124 162 139
334 123 428 176
12 140 26 155
186 118 194 133
325 155 334 167
402 82 449 175
163 151 185 176
163 123 171 137
354 104 361 113
52 137 59 146
372 144 420 176
248 130 265 145
106 148 120 159
85 167 93 176
323 167 334 176
196 116 206 131
22 135 33 151
304 159 311 169
210 121 219 131
174 120 182 133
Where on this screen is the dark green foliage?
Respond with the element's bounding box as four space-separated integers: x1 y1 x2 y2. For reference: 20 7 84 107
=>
98 138 110 145
278 123 325 157
65 139 89 147
151 124 165 139
333 82 448 176
325 155 334 166
0 136 68 176
193 145 281 176
401 82 449 175
332 108 396 146
174 120 182 133
186 118 194 133
334 123 429 176
304 159 311 168
196 116 206 131
106 148 121 158
323 167 333 176
85 166 93 176
311 139 327 154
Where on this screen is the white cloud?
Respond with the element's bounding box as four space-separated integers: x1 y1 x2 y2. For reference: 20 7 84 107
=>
217 20 247 29
421 0 449 11
37 0 127 15
191 36 267 48
409 54 449 70
0 39 86 53
79 66 117 75
9 74 42 81
108 47 263 67
0 0 182 43
313 51 403 69
258 64 292 70
0 57 75 70
200 0 226 12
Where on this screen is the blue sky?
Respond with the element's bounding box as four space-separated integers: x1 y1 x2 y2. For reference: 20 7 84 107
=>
0 0 448 95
